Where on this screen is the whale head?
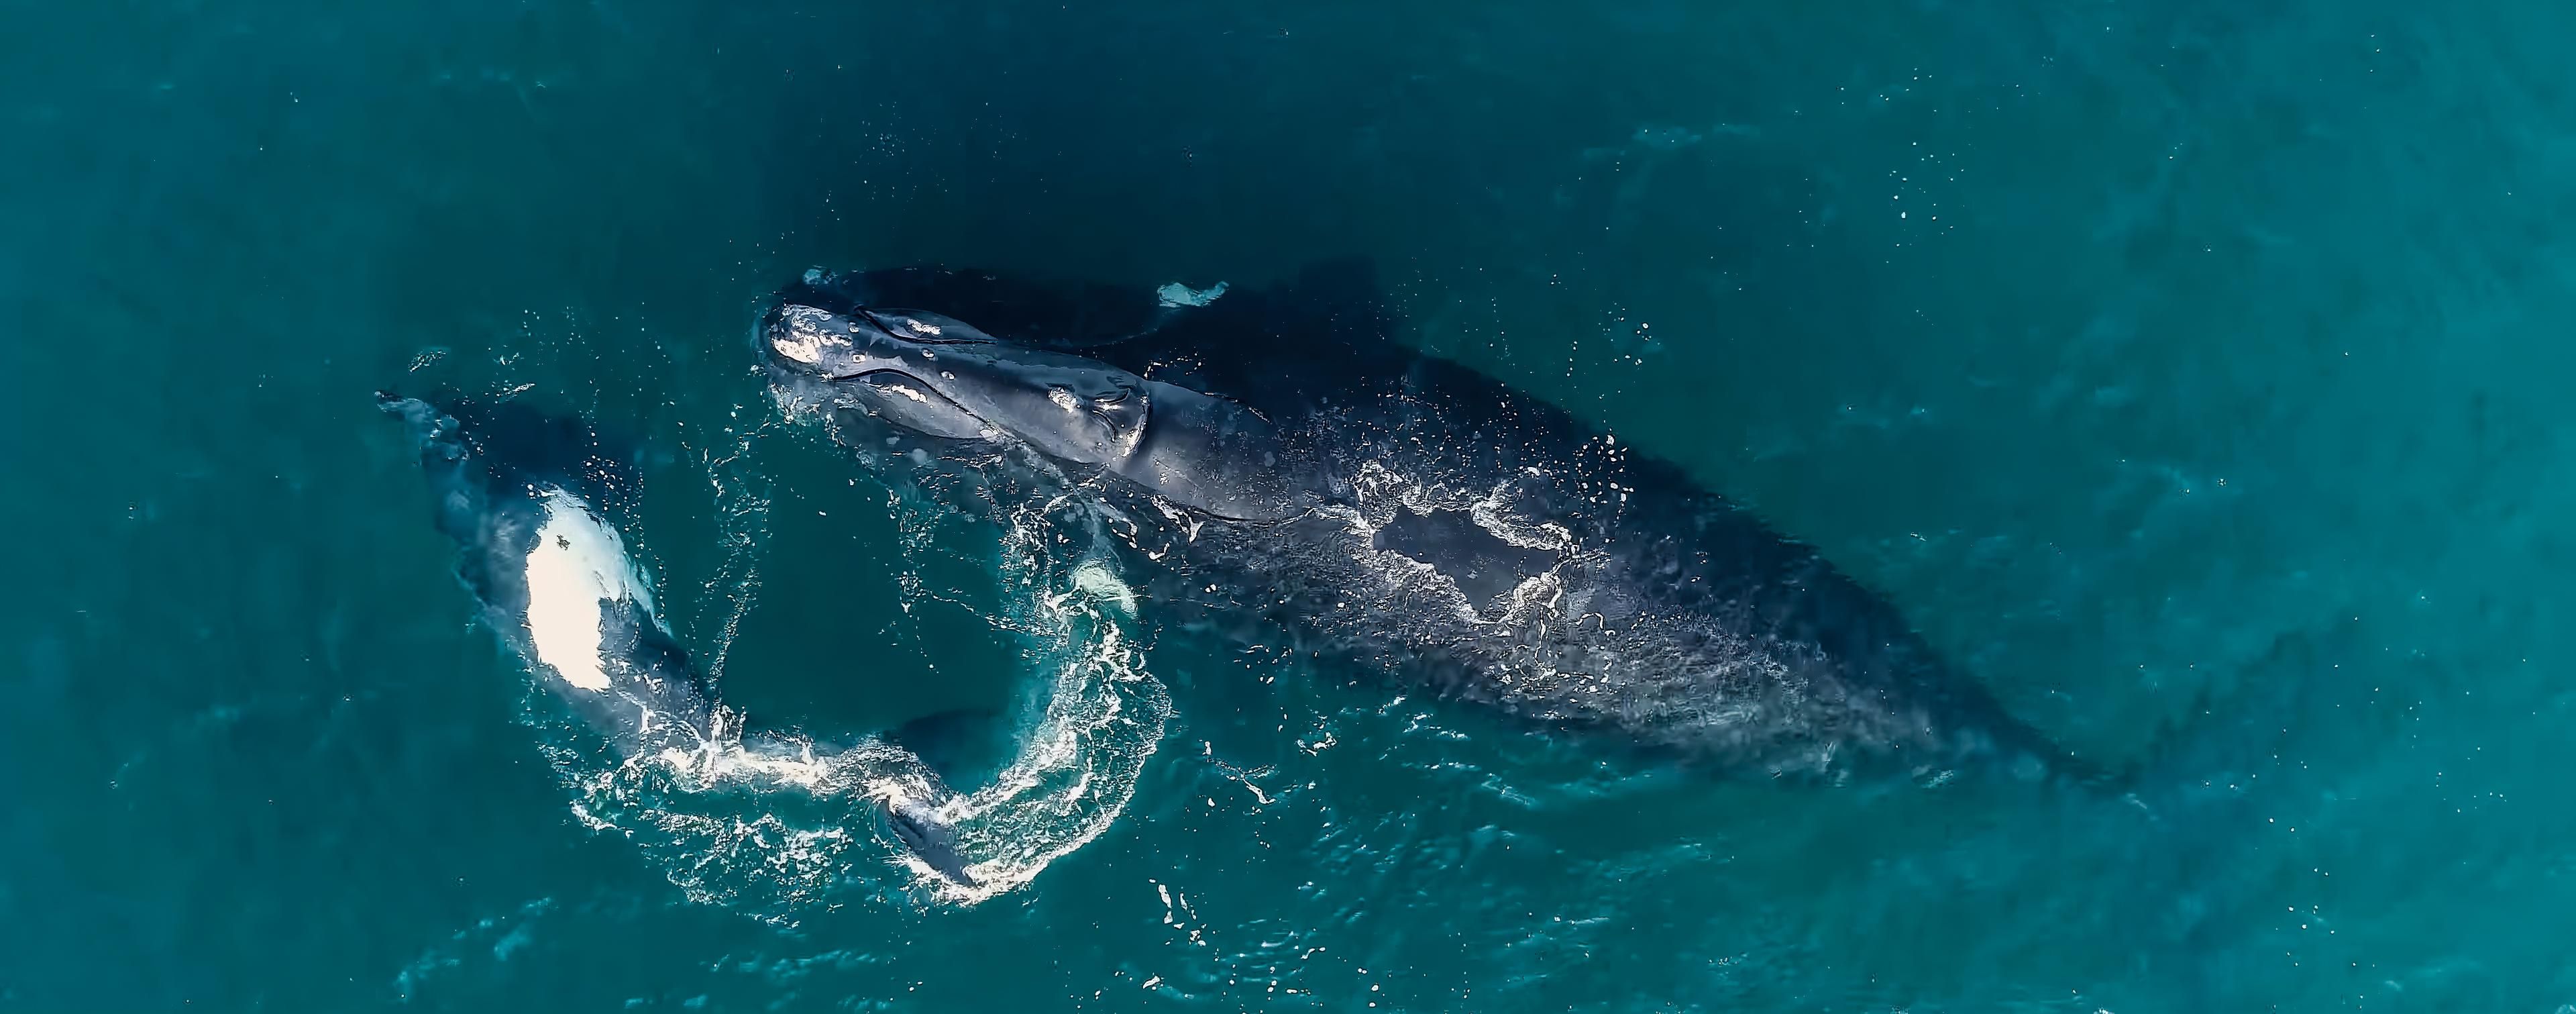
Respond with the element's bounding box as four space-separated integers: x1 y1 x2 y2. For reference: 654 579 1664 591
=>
761 289 1324 521
765 301 1153 454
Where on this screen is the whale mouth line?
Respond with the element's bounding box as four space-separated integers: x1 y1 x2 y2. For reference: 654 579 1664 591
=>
836 366 981 417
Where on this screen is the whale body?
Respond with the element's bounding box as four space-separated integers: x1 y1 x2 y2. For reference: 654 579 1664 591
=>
379 393 981 883
757 263 2099 786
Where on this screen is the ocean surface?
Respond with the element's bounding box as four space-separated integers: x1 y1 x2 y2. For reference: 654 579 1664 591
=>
5 1 2573 1010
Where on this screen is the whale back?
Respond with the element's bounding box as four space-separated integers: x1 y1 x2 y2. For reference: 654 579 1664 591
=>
782 265 2103 784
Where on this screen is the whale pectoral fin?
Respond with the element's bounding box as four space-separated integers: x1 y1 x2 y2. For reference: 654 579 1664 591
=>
878 795 978 887
887 707 1016 787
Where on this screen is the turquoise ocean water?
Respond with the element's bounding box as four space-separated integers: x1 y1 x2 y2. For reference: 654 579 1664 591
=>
5 1 2573 1009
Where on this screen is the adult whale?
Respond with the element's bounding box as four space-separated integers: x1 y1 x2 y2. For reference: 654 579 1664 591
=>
759 262 2104 786
378 393 981 883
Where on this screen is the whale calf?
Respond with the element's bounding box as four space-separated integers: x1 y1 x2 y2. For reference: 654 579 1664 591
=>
759 263 2102 786
378 393 980 884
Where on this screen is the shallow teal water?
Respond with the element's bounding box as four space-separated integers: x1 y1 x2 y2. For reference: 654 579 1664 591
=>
6 1 2575 1010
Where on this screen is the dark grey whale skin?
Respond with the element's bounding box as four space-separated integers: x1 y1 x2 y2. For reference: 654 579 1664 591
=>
763 262 2107 787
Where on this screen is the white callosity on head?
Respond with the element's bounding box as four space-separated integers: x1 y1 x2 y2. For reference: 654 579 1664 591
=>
522 488 655 693
769 305 849 366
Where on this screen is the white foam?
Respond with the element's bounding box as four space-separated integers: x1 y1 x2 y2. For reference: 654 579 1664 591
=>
527 403 1173 914
890 497 1171 903
1070 558 1138 615
521 489 653 693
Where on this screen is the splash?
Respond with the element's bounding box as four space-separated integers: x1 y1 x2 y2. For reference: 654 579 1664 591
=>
517 406 1169 916
930 523 1169 902
874 465 1173 903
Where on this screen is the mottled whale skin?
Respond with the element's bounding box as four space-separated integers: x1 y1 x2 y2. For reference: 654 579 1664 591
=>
379 393 979 882
759 263 2099 786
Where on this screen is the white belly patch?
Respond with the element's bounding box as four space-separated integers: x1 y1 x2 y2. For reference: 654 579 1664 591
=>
521 488 655 693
